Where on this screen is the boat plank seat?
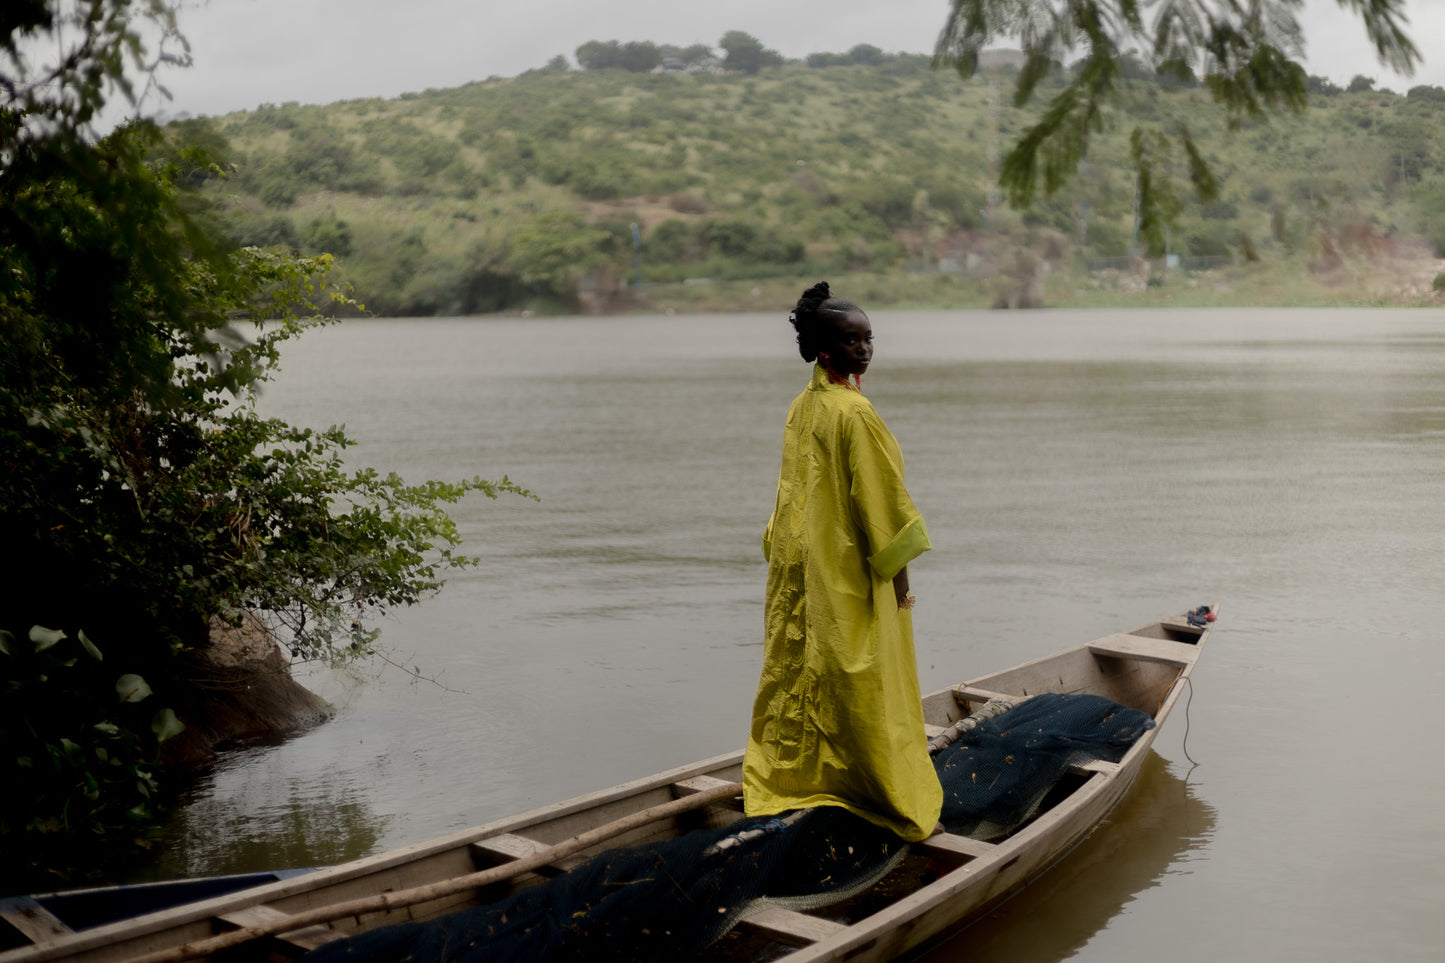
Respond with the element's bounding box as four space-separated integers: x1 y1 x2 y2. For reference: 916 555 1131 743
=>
1069 759 1121 777
0 900 73 943
214 904 344 951
740 906 846 946
917 832 996 860
469 834 585 874
1087 633 1198 665
1157 617 1205 636
672 774 743 802
953 685 1025 708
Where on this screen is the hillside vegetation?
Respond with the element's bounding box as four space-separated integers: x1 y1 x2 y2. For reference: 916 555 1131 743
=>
170 52 1445 315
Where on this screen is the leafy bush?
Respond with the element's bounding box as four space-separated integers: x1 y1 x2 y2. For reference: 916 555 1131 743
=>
2 26 527 878
304 215 355 257
847 179 919 227
647 219 702 261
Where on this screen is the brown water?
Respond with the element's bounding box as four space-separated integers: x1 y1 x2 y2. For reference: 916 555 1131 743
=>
153 308 1445 961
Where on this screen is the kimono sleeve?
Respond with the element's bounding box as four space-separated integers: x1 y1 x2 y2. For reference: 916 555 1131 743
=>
847 404 931 581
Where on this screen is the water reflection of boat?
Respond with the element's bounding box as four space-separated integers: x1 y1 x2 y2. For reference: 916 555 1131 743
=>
912 750 1218 962
0 607 1216 963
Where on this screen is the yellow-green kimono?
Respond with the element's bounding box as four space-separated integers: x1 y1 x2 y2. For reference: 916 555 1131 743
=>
742 365 942 842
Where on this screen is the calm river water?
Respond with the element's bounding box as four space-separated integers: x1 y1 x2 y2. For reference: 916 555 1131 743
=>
151 308 1444 961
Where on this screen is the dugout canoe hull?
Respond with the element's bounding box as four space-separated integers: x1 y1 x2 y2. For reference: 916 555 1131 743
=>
0 606 1216 963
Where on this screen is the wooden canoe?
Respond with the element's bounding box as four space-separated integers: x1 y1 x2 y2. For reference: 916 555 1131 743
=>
0 605 1217 963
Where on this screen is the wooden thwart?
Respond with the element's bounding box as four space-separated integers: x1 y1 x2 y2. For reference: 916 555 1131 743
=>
673 774 743 798
0 904 71 944
469 832 543 862
953 685 1023 706
469 833 587 875
917 832 996 860
1070 758 1121 776
1087 633 1199 665
212 907 341 952
741 907 846 946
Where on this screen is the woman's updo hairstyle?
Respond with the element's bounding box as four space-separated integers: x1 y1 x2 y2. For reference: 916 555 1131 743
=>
789 281 860 362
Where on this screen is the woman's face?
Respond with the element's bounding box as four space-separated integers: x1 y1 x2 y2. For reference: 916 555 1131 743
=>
823 308 873 377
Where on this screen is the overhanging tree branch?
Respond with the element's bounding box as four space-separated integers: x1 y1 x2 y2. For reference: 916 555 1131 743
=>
934 0 1419 237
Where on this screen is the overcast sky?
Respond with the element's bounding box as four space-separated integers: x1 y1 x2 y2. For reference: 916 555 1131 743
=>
140 0 1444 120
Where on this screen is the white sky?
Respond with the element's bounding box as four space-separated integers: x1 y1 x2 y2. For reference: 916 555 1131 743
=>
138 0 1444 120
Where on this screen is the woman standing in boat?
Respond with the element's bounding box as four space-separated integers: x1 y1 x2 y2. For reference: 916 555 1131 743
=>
742 282 943 842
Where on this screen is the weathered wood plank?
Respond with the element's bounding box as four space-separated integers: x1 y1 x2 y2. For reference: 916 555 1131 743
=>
1070 759 1121 776
1087 633 1199 665
741 907 846 946
214 905 343 951
1157 618 1205 636
468 834 585 874
672 774 741 798
916 833 997 860
0 902 72 944
952 685 1024 706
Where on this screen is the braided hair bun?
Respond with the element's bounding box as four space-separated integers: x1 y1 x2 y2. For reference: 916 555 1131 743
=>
789 281 858 362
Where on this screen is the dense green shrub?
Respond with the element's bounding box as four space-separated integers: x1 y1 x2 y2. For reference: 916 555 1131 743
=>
2 6 529 880
647 219 703 261
303 215 355 257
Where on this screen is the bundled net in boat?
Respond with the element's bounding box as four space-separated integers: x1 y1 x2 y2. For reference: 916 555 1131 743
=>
932 692 1157 840
303 693 1152 963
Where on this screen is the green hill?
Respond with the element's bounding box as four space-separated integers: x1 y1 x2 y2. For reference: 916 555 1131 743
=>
168 54 1445 315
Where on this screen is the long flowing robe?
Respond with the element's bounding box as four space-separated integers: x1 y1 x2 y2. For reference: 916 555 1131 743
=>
742 365 942 841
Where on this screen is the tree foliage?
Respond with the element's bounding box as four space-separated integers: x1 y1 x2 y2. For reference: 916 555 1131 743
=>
720 31 785 74
506 211 612 288
575 39 664 73
2 1 526 881
1348 73 1378 93
934 0 1420 250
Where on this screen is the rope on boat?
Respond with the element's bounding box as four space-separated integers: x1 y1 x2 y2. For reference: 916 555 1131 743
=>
1157 674 1199 766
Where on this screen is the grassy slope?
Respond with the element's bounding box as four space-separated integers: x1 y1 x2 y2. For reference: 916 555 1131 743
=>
190 60 1445 314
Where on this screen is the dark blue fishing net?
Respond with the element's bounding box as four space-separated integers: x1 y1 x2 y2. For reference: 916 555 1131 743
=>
933 693 1156 840
301 807 903 963
302 693 1153 963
